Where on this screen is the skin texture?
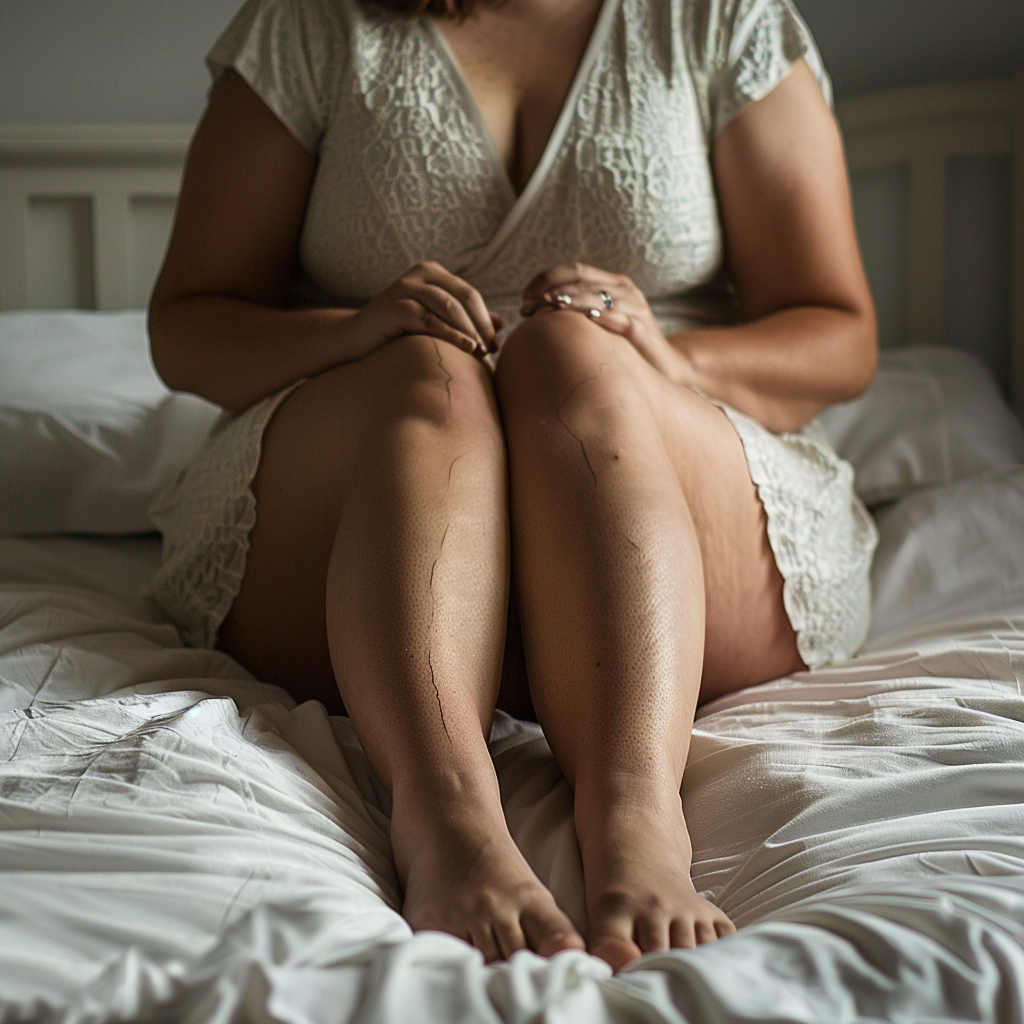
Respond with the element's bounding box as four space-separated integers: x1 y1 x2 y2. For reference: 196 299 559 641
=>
149 0 876 973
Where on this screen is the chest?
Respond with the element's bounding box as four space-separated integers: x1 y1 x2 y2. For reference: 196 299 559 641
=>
434 0 605 196
299 0 724 309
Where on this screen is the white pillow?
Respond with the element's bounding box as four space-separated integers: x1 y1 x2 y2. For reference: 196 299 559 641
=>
865 464 1024 649
2 318 1020 535
0 311 221 536
819 347 1024 506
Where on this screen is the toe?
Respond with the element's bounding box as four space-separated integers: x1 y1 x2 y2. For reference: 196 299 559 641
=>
636 913 670 954
523 905 586 957
590 935 643 972
470 923 503 964
694 918 719 945
535 929 587 958
493 916 527 961
669 918 696 950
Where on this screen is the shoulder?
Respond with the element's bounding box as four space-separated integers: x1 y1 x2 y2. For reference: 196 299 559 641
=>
209 0 359 70
677 0 830 138
207 0 367 153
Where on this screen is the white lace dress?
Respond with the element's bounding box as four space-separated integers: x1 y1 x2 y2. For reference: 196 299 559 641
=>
150 0 878 668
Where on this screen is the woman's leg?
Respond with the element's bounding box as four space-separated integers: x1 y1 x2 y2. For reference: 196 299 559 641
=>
220 334 584 960
495 311 803 970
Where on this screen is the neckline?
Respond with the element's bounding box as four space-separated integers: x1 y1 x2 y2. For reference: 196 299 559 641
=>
425 0 619 271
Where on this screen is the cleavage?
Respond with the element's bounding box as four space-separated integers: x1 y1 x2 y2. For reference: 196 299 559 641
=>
434 0 604 196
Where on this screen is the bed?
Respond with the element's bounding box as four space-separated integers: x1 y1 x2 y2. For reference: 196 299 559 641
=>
0 75 1023 1023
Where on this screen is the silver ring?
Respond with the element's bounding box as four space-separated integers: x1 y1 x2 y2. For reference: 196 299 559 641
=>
554 293 572 307
599 290 614 310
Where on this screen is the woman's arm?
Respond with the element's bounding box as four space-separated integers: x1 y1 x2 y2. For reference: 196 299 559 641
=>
150 71 496 413
149 69 359 412
671 59 877 432
520 61 876 434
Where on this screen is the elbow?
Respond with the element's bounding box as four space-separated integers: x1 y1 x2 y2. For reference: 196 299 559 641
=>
834 303 878 403
147 297 193 396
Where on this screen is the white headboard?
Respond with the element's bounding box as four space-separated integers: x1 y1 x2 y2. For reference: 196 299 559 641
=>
837 72 1024 416
0 126 188 312
1 74 1022 415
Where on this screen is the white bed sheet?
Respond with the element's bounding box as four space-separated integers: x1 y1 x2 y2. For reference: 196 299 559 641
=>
0 469 1023 1022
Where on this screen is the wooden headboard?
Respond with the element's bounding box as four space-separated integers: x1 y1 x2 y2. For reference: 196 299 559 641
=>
1 73 1022 415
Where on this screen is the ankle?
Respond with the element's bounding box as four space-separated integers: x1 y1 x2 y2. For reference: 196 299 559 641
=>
574 768 682 816
573 773 688 849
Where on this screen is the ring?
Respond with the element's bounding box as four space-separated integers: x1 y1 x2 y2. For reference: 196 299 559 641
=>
599 290 614 310
554 293 572 307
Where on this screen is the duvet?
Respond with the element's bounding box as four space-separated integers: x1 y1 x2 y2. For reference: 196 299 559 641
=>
0 464 1023 1022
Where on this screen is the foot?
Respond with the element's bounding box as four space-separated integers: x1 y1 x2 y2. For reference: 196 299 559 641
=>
577 787 736 972
392 790 586 963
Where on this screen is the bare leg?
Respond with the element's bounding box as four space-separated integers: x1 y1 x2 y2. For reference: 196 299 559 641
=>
220 335 584 961
495 312 803 970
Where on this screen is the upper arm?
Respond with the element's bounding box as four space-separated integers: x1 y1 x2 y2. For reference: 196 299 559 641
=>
711 60 875 330
151 69 317 312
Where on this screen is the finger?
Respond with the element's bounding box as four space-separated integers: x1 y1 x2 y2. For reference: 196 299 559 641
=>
395 299 482 356
415 262 496 345
523 262 611 298
524 284 637 319
409 283 485 344
669 917 697 950
493 916 528 961
523 265 626 309
583 307 635 336
521 282 593 315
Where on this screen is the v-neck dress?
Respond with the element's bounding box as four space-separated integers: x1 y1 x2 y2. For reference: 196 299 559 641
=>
149 0 878 670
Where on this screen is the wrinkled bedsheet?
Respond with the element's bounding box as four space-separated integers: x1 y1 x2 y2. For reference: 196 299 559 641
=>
0 468 1023 1023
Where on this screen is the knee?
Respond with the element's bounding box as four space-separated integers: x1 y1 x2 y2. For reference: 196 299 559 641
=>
495 312 648 430
376 334 499 437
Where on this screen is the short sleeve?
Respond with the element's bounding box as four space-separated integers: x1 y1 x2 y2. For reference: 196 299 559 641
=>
206 0 348 154
688 0 832 141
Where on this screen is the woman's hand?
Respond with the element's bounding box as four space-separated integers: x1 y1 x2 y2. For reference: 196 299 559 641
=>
520 264 689 383
354 261 502 360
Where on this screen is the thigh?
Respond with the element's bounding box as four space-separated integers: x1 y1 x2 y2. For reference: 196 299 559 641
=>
218 335 499 712
497 313 803 703
650 380 805 701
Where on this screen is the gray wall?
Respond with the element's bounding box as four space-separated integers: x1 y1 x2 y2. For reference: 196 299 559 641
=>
0 0 1021 126
0 0 240 125
800 0 1024 100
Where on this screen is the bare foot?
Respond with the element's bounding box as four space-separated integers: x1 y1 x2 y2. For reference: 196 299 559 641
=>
577 788 736 972
392 789 586 963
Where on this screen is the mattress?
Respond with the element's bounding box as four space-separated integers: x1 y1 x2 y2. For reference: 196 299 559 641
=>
1 461 1023 1021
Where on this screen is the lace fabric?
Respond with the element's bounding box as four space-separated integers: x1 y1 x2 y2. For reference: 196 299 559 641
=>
149 385 299 650
715 404 877 668
150 0 874 666
205 0 831 334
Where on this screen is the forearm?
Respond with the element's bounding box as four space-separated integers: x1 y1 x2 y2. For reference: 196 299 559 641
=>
148 295 366 412
667 305 877 433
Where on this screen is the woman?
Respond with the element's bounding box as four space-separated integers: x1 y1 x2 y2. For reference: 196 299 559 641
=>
148 0 878 972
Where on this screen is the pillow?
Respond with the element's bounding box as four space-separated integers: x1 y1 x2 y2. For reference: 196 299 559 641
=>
818 346 1024 506
864 464 1024 649
0 311 221 536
